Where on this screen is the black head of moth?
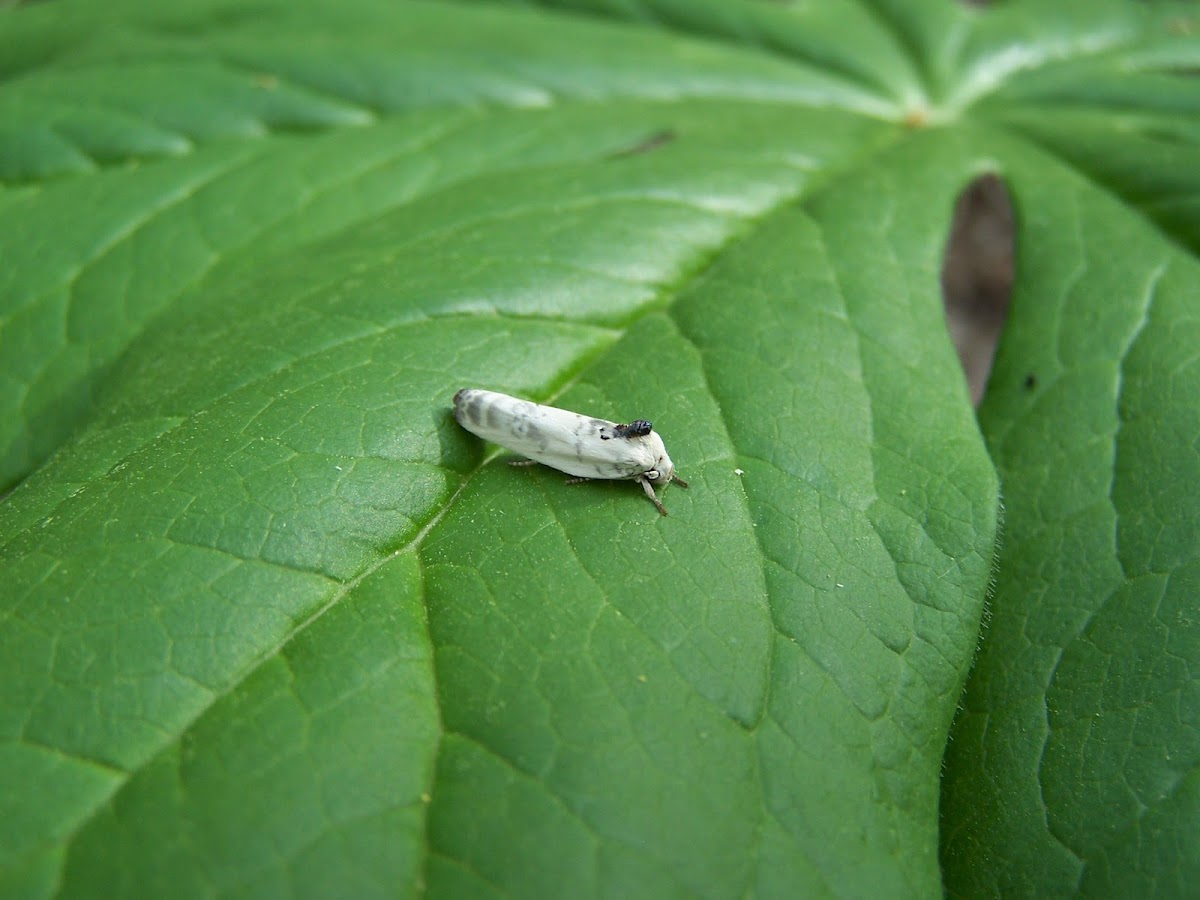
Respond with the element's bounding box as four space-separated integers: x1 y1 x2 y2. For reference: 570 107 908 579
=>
605 420 653 440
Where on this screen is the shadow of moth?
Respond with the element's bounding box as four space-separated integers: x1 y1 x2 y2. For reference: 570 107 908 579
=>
453 389 687 515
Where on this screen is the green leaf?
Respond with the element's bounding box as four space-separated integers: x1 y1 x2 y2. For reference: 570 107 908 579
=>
941 103 1200 898
0 0 1196 896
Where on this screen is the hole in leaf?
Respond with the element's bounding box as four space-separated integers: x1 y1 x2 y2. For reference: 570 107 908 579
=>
941 173 1015 406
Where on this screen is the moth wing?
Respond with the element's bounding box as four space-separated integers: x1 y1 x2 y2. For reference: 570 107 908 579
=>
454 389 661 481
568 431 661 480
454 390 543 447
519 409 651 479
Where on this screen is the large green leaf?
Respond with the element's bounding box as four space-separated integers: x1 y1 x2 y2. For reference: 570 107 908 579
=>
0 0 1195 896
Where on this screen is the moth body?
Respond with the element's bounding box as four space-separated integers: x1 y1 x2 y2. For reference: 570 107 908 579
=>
452 388 687 514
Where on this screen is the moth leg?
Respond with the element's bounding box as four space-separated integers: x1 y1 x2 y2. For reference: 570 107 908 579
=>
508 459 539 467
638 476 669 516
671 475 689 489
564 476 590 485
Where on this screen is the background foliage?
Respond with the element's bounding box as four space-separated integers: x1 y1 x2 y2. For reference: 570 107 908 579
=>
1 0 1197 896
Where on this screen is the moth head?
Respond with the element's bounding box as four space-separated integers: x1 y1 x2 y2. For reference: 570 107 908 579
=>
645 453 676 485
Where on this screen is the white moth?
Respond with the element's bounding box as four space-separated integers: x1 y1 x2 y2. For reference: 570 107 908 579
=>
453 388 688 515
